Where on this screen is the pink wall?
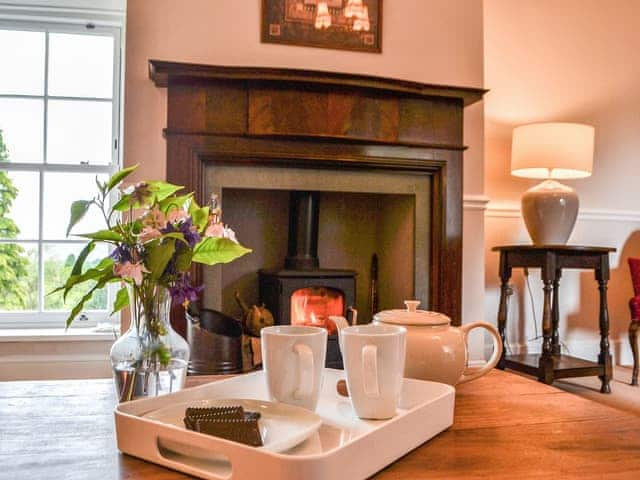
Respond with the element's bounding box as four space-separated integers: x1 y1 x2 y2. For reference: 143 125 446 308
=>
123 0 489 349
124 0 484 192
485 0 640 208
484 0 640 364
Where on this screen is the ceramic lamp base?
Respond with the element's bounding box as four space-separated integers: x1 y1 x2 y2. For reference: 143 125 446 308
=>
521 179 579 245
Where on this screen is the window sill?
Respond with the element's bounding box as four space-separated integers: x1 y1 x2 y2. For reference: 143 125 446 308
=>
0 328 117 342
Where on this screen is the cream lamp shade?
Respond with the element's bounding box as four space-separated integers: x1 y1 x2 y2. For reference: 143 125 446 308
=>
511 123 595 179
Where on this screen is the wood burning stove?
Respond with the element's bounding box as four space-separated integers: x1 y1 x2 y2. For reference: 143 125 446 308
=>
259 191 356 368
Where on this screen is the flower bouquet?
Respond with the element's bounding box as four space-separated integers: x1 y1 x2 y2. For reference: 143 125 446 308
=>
56 165 251 401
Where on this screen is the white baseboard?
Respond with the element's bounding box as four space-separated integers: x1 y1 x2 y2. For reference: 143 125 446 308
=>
486 202 640 222
0 359 112 380
463 194 490 211
0 338 113 380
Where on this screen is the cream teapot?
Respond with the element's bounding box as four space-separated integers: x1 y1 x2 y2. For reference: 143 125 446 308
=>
330 301 502 386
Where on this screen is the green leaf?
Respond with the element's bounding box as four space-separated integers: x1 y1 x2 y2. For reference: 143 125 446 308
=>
154 344 172 367
174 249 193 272
62 268 107 301
95 176 106 195
145 239 176 281
112 194 131 212
95 257 115 270
54 258 114 301
77 229 124 242
112 181 183 211
110 286 129 316
188 197 200 214
71 242 95 276
148 181 183 203
191 206 210 232
65 273 114 328
161 232 188 244
159 193 192 214
66 200 92 237
192 237 252 266
106 164 138 192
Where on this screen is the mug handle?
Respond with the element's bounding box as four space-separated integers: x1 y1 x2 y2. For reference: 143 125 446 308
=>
458 322 504 384
362 344 380 398
293 343 314 398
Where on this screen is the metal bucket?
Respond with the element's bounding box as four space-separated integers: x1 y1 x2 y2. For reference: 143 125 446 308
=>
186 308 243 375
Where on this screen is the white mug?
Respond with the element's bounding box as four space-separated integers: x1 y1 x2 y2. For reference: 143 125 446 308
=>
261 325 327 411
336 323 407 420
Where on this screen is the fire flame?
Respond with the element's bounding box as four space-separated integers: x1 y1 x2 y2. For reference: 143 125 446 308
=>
291 287 345 334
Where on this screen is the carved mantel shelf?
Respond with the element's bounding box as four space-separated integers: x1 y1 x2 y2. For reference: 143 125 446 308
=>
149 60 485 106
150 60 485 331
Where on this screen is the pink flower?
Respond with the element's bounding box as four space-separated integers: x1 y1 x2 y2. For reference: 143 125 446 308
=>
114 261 149 286
142 207 167 229
205 223 238 243
223 226 238 243
122 182 152 205
138 226 162 243
167 208 189 224
204 223 225 238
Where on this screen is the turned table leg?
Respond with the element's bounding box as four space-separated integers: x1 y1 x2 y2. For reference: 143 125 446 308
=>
630 321 639 386
552 269 562 356
597 257 613 394
539 255 556 385
497 253 512 370
539 279 555 384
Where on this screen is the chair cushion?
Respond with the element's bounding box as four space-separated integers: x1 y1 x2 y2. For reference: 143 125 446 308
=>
629 257 640 297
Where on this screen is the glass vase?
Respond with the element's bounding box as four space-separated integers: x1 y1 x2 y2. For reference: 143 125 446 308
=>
110 285 190 402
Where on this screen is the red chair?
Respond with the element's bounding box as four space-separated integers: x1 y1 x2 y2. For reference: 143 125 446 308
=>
629 258 640 386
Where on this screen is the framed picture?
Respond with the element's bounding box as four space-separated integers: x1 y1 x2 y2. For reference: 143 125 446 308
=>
261 0 382 53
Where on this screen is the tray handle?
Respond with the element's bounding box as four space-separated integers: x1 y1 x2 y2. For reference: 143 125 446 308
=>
147 423 265 480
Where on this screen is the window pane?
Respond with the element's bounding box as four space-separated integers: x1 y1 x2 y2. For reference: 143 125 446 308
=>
0 30 45 95
0 98 44 163
43 172 108 240
0 170 39 240
0 242 38 311
48 33 114 98
47 100 112 165
44 242 109 311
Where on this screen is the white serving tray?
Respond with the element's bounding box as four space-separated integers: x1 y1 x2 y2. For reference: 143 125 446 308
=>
115 368 455 480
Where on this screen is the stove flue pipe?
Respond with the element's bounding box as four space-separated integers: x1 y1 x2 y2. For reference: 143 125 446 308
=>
285 191 320 270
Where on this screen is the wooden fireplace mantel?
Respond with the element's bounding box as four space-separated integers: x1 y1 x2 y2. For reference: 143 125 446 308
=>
149 60 485 107
151 60 485 331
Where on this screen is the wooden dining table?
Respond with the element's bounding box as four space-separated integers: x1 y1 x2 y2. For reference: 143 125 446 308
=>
2 369 640 479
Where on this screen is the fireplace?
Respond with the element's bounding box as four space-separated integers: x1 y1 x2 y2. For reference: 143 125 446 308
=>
150 61 485 340
259 191 356 368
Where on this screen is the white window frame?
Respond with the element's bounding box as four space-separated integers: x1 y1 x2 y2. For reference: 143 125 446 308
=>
0 17 122 329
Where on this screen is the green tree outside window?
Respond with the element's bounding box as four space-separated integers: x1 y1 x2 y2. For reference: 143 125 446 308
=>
0 129 34 310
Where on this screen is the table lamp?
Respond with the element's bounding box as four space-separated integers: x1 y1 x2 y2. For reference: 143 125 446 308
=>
511 122 595 245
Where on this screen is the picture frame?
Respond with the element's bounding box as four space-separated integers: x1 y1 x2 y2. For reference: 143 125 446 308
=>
261 0 382 53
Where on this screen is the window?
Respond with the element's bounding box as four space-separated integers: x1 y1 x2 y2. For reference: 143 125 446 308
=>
0 20 121 328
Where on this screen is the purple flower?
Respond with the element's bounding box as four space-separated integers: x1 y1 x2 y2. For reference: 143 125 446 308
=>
162 217 201 248
110 244 132 263
169 273 204 307
181 219 201 248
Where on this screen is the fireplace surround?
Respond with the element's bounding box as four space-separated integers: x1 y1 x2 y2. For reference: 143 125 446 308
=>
149 60 485 335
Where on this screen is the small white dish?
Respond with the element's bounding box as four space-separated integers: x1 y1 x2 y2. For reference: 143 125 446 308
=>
143 398 322 453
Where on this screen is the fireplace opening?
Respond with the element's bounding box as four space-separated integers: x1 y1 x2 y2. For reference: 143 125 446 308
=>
291 287 345 335
203 165 431 368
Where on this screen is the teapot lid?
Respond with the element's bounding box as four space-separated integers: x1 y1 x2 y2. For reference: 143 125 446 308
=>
374 300 451 326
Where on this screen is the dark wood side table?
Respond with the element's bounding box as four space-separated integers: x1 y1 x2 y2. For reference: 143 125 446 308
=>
492 245 615 393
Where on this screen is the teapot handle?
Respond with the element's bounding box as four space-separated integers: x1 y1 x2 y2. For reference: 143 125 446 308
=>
457 322 503 384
